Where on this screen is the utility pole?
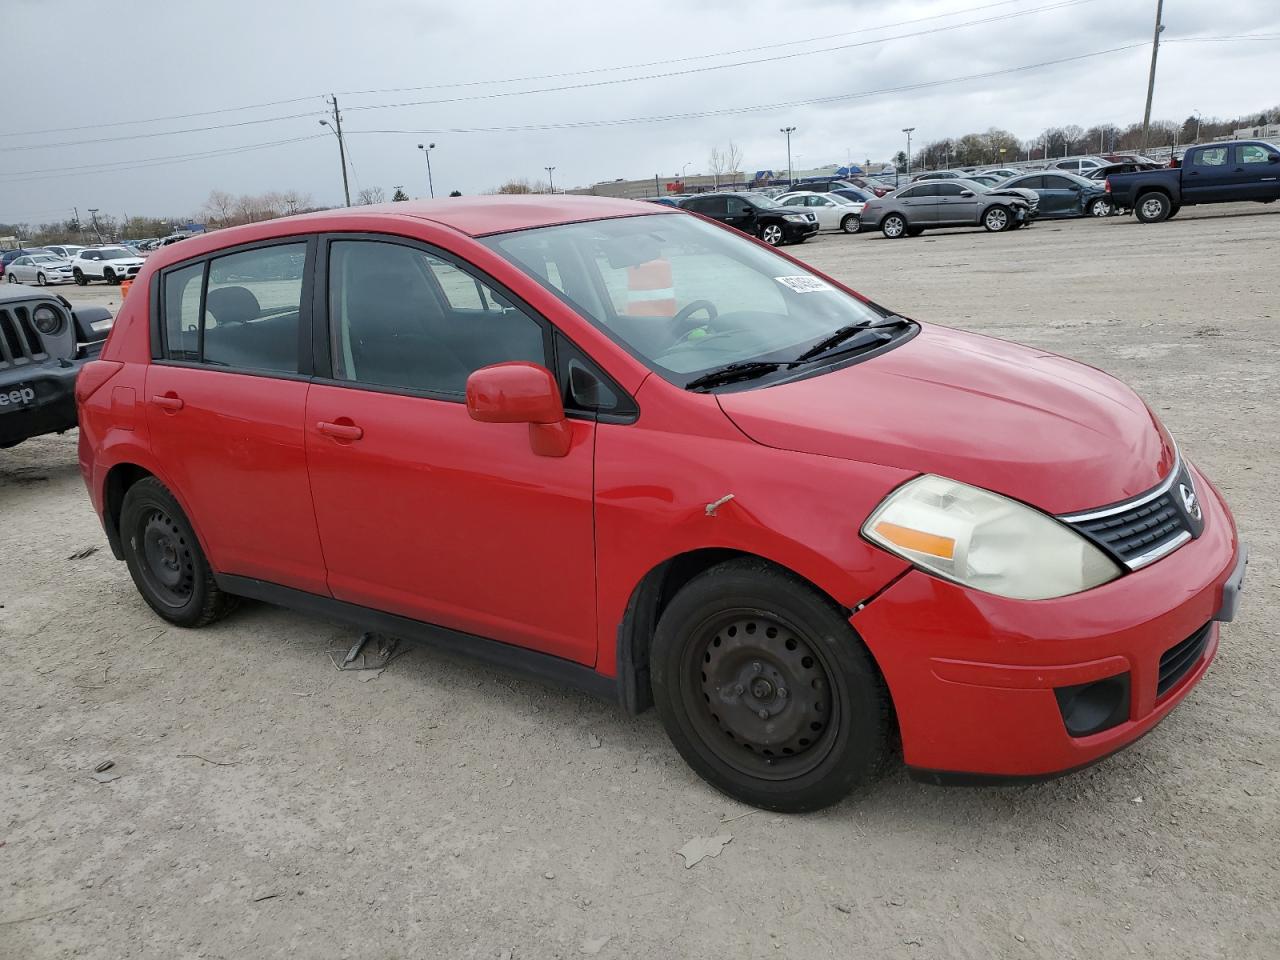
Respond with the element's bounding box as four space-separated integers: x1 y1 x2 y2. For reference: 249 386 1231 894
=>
87 208 103 243
902 127 915 178
320 95 352 207
545 166 556 193
654 173 661 197
418 143 436 198
780 126 796 185
1140 0 1165 149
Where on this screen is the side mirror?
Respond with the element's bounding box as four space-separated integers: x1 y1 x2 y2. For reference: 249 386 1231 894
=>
959 190 974 197
1269 153 1280 164
466 362 572 457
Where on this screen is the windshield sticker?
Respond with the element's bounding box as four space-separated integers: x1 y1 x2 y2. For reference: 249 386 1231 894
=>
774 275 834 294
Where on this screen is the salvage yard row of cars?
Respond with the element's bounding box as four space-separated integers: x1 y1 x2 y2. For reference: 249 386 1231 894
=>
654 139 1280 242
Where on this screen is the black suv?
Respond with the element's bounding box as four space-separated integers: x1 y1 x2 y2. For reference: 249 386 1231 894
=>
0 285 113 448
678 193 819 246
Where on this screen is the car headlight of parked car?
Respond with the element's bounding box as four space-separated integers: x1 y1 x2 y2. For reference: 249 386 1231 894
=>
783 214 809 223
32 303 65 336
862 475 1123 600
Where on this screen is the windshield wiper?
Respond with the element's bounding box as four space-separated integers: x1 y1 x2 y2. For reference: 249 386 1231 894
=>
791 314 912 365
685 361 782 391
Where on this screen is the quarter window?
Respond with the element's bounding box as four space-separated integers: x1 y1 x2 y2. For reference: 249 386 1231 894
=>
327 239 547 396
163 262 203 362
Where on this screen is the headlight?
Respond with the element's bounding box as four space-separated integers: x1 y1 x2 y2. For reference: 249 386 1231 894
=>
783 214 808 223
862 475 1122 600
32 304 64 336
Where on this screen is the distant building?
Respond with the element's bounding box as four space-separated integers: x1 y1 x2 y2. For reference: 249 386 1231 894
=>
567 172 748 199
1232 123 1280 141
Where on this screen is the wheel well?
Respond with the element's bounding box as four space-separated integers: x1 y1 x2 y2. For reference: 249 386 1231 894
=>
102 463 153 559
1137 188 1172 203
614 548 855 715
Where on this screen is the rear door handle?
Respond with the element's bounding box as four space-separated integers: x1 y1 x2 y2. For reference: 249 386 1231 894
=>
151 394 183 411
317 420 363 441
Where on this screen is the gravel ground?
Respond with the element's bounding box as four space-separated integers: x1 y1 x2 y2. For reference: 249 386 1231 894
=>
2 204 1277 959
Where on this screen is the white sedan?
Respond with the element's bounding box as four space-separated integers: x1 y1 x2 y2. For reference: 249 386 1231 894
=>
776 192 865 233
4 253 75 286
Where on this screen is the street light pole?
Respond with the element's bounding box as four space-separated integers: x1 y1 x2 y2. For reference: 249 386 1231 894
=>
319 95 352 207
1140 0 1165 149
902 127 915 178
545 166 556 193
780 126 796 185
417 143 436 198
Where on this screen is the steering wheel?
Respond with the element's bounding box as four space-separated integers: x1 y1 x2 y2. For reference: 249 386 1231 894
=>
667 299 719 347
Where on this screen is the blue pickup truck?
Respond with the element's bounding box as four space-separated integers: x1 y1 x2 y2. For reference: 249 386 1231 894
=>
1105 140 1280 222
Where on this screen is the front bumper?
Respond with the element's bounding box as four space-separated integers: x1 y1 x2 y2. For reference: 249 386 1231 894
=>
853 462 1242 780
0 358 82 445
783 221 821 241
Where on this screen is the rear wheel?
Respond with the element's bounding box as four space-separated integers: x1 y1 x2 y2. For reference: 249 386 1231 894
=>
650 559 892 812
1088 197 1114 217
840 214 860 234
5 273 15 284
120 477 237 628
881 213 907 239
1135 192 1171 223
760 223 784 246
983 205 1013 232
73 268 87 285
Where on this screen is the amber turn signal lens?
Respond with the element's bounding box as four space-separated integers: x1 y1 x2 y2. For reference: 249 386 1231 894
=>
873 521 956 560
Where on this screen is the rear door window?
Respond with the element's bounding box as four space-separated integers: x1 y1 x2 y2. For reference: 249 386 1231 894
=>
1191 147 1229 167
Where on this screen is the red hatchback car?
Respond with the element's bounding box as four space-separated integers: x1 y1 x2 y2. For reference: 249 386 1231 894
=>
76 196 1246 811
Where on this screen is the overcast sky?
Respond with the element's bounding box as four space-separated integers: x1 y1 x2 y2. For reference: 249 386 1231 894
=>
3 0 1277 222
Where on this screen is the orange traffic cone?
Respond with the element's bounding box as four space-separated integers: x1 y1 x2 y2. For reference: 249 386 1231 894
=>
120 279 133 299
625 258 676 317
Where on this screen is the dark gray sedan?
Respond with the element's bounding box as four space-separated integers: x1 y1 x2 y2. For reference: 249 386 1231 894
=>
859 181 1032 238
999 171 1114 218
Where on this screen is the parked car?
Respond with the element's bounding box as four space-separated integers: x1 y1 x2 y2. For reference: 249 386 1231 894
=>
679 192 818 245
4 252 75 285
1 247 51 269
75 196 1245 811
1105 140 1280 222
44 244 86 260
860 181 1031 237
1084 161 1160 181
979 169 1020 180
70 246 146 285
1048 156 1110 175
999 171 1114 218
793 177 891 198
776 192 864 233
0 283 113 448
950 179 1041 220
912 171 966 181
640 197 686 207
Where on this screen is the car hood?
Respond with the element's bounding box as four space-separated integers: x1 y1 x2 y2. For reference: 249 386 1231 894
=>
716 324 1175 515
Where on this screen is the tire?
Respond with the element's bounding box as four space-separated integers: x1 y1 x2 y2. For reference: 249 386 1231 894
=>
120 477 238 628
880 213 907 239
1088 197 1113 218
104 268 118 285
1135 192 1171 223
73 268 87 286
840 214 860 234
650 559 892 812
983 205 1013 232
5 273 15 284
36 272 47 286
760 223 785 246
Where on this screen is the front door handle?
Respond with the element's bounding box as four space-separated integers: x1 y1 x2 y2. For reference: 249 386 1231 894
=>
317 420 364 442
151 393 183 411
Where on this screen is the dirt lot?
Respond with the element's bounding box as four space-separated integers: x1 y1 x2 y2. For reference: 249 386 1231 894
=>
3 205 1277 959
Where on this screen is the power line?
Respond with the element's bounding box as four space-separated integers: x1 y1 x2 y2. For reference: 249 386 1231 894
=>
343 42 1154 137
0 0 1098 153
0 95 325 140
335 0 1037 97
342 0 1104 116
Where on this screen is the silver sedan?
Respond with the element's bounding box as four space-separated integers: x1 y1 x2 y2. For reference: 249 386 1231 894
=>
4 253 75 285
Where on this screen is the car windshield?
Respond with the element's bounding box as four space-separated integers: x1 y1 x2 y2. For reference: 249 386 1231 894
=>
745 195 783 209
485 213 892 387
99 248 135 260
33 255 61 264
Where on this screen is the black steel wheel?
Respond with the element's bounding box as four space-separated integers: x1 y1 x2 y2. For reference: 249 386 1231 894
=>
73 269 87 286
120 477 237 627
651 559 892 812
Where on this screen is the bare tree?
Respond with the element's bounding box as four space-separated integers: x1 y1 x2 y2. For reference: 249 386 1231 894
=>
203 190 236 227
722 141 744 185
708 146 724 188
356 186 386 205
280 190 313 214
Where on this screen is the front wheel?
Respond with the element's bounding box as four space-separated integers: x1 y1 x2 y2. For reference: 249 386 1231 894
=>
1088 197 1114 217
881 213 908 238
36 272 47 286
120 477 238 628
650 559 892 812
983 205 1013 232
1135 192 1171 223
760 223 784 246
73 269 87 286
104 268 118 285
840 214 860 234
